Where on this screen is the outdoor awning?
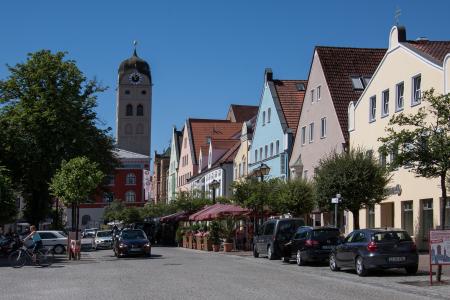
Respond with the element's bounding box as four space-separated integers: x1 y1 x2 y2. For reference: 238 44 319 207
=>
159 211 189 223
188 205 216 221
195 203 250 221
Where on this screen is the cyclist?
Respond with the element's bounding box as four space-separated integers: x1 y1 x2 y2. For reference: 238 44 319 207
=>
23 225 42 263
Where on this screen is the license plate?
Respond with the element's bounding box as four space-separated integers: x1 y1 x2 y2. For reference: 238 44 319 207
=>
388 257 406 262
130 248 141 252
322 245 333 250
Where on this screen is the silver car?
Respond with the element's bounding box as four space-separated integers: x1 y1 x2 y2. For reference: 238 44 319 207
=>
95 231 113 250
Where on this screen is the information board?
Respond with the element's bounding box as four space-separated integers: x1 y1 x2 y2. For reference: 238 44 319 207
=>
429 230 450 265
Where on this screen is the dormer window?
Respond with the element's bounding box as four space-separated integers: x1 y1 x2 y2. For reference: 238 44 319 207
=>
296 83 306 91
351 77 365 90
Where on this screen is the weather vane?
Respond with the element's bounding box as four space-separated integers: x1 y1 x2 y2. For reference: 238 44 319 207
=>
133 40 138 55
395 6 402 25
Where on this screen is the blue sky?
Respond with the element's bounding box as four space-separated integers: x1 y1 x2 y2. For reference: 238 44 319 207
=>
1 1 449 155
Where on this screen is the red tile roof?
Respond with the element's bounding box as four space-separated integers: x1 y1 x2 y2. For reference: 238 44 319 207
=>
188 119 242 164
214 140 240 166
405 40 450 65
228 104 259 123
316 46 386 141
273 80 307 136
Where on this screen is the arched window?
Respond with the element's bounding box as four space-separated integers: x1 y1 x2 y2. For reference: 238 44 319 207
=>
267 108 271 123
125 124 133 135
137 104 144 116
125 191 136 203
126 104 133 116
126 173 136 185
136 123 144 134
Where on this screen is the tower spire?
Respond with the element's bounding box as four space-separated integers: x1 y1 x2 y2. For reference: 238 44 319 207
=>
133 40 138 56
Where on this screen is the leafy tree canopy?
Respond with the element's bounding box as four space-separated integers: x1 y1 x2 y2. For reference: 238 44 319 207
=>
0 166 18 225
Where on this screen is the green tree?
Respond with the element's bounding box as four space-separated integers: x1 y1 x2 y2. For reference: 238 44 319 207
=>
140 202 177 219
276 179 315 217
379 89 450 229
0 50 117 225
314 149 390 229
0 166 18 225
103 199 126 223
122 207 143 225
50 156 104 235
172 191 212 213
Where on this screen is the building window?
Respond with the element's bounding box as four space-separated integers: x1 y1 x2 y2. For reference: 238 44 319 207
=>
262 111 266 126
369 96 376 122
239 163 242 177
184 138 187 148
303 170 308 179
125 191 136 203
367 205 375 228
311 89 315 103
259 147 263 161
137 104 144 116
125 124 133 135
125 90 130 95
446 199 450 228
421 199 433 240
402 201 414 236
351 76 365 90
379 151 387 168
264 145 268 159
301 126 306 145
275 140 280 155
270 143 274 157
317 86 321 101
126 173 136 185
136 123 144 134
396 82 404 111
382 90 389 117
267 108 271 123
106 175 115 186
141 90 147 95
103 192 114 203
126 104 133 116
320 117 326 138
412 75 421 105
309 122 314 143
255 150 258 163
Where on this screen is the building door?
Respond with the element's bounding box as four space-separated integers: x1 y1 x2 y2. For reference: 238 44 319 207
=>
401 201 414 236
421 199 433 241
380 203 394 228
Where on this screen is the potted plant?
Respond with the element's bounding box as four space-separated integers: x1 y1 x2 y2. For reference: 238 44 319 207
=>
175 226 185 247
220 217 235 252
210 220 221 252
191 223 200 249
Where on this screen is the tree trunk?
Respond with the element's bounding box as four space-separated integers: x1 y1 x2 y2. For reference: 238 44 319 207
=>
75 204 80 240
352 210 360 230
437 173 447 281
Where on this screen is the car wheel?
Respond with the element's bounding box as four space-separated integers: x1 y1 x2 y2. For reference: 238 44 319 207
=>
253 245 259 258
296 250 305 266
267 246 275 260
329 253 340 271
53 245 65 255
355 256 368 277
405 264 418 275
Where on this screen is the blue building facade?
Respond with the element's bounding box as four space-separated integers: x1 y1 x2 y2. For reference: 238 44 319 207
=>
248 69 306 180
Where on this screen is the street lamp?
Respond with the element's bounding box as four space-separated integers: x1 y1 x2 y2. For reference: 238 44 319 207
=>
251 163 271 234
209 179 220 204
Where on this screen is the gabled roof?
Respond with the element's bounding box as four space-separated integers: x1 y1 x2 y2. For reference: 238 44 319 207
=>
114 148 149 160
316 46 386 141
273 79 307 137
187 119 242 164
403 40 450 66
213 140 240 167
227 104 259 123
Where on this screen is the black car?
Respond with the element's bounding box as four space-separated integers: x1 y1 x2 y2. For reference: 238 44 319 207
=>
282 226 341 265
113 229 151 258
253 218 305 260
329 228 418 276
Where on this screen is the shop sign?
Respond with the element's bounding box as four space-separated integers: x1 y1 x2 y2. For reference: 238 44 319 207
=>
386 184 402 196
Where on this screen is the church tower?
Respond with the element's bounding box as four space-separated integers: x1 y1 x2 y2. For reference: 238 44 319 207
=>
116 43 152 157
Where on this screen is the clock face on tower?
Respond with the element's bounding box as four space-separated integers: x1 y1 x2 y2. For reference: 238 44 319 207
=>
128 72 142 85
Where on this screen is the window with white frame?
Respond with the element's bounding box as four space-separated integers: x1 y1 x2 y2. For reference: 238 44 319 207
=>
317 86 321 101
270 143 273 157
255 149 258 163
267 108 271 123
311 89 315 103
309 123 314 143
126 173 136 185
412 75 421 105
382 89 389 117
396 82 404 111
125 191 136 203
265 145 268 159
320 117 327 138
369 96 376 122
276 140 280 155
262 111 266 125
301 126 306 145
259 147 263 161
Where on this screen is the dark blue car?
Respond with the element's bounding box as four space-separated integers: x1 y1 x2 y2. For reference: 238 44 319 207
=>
113 229 151 258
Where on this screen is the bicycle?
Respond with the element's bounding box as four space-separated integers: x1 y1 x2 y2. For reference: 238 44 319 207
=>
8 241 54 268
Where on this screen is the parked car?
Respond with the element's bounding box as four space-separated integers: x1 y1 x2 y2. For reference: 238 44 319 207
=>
83 228 98 238
282 226 341 265
329 228 419 276
37 231 67 254
81 235 96 251
113 229 151 258
253 218 305 260
95 230 113 250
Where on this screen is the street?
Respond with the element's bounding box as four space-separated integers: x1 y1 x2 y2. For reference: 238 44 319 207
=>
1 247 449 300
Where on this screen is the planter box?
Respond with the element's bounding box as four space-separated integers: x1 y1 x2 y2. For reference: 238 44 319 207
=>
212 244 220 252
182 236 188 248
223 242 233 252
187 235 193 249
202 237 212 251
196 236 203 250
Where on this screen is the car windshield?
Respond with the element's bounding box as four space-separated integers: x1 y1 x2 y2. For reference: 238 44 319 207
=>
97 231 112 238
278 220 305 235
122 230 146 240
312 229 340 239
58 231 67 237
372 231 412 242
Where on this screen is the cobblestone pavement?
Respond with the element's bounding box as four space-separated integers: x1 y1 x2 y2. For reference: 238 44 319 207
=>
0 247 449 300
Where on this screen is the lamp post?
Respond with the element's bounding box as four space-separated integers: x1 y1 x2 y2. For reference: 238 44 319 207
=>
209 179 220 204
331 193 341 228
251 163 271 234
